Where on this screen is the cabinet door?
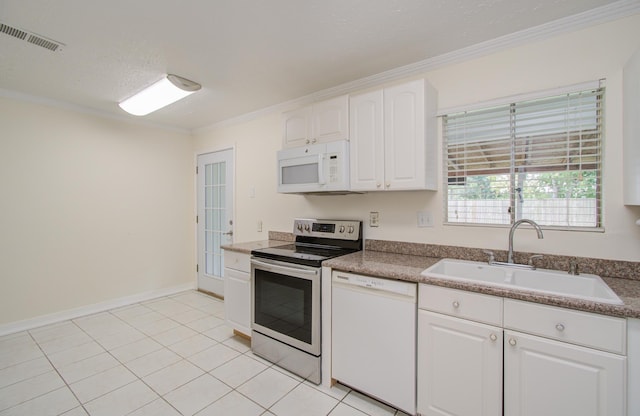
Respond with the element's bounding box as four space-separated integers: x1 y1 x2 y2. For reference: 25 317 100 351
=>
623 47 640 205
311 95 349 143
504 330 626 416
383 79 426 190
417 310 503 416
223 268 251 336
282 106 311 148
349 90 384 191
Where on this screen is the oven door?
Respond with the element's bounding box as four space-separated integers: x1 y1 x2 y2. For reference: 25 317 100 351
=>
251 258 321 356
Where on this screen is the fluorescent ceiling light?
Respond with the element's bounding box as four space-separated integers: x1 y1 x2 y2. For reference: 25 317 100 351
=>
118 74 201 116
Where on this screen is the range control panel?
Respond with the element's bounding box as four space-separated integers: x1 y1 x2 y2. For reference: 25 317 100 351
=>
293 218 362 241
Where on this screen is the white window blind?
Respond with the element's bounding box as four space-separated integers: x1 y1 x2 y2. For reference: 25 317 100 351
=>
444 87 603 229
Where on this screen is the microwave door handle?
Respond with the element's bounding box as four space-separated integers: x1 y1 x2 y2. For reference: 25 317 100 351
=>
317 153 326 185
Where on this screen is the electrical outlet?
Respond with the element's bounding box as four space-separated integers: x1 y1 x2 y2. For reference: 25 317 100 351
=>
257 220 263 232
417 211 433 227
370 211 380 227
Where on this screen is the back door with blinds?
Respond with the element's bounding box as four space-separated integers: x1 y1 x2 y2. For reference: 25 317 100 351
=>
443 85 603 229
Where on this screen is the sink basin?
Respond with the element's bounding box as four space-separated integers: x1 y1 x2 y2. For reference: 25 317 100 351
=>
422 259 623 305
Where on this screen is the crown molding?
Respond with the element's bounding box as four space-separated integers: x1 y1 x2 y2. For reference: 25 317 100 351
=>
196 0 640 134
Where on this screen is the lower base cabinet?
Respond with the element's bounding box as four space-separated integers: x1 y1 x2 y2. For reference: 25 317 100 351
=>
417 310 502 416
224 268 251 336
504 330 626 416
223 251 251 337
417 284 627 416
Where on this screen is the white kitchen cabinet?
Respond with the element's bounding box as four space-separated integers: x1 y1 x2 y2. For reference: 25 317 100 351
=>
417 286 503 416
349 79 437 191
223 250 251 337
504 330 626 416
417 284 628 416
503 299 627 416
417 310 503 416
623 47 640 205
282 106 311 148
349 90 384 190
282 95 349 148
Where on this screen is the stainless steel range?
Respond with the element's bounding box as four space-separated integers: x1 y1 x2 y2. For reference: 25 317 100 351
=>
250 218 362 384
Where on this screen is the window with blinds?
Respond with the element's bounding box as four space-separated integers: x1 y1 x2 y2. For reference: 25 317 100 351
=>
443 86 603 229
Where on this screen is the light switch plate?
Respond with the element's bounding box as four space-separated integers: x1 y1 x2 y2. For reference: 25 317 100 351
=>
417 211 433 227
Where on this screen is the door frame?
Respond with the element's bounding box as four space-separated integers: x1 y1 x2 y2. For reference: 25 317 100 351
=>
195 146 235 297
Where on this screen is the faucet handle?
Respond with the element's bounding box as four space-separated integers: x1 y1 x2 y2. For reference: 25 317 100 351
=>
483 250 495 264
528 254 544 269
568 259 580 275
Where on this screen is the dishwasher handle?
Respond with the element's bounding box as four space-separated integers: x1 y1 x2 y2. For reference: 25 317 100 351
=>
332 271 417 299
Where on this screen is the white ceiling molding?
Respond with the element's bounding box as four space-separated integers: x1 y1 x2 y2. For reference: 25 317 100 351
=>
195 0 640 135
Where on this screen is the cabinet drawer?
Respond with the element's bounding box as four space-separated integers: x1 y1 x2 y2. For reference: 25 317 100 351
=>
504 299 626 354
419 284 503 327
223 250 250 273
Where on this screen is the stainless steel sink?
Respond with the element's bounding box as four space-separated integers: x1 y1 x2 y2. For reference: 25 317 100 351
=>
421 259 623 305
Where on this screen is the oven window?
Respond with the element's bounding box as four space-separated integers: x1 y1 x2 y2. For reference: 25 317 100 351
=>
254 269 312 344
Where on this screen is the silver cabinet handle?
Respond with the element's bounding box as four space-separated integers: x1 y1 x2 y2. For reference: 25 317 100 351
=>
555 323 565 332
508 338 517 346
452 301 460 309
223 230 233 236
490 333 498 342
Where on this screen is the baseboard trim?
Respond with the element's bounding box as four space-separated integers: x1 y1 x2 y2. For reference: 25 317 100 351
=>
0 282 197 337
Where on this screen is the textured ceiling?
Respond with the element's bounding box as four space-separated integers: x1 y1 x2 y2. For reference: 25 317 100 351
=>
0 0 633 131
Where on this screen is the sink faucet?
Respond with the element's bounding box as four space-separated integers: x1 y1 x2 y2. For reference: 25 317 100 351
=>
508 219 544 264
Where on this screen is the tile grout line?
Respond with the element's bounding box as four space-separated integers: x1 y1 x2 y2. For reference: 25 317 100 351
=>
26 326 90 416
26 297 199 415
3 291 399 416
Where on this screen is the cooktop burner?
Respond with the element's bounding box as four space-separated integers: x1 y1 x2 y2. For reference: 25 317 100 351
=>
251 219 362 267
252 243 357 266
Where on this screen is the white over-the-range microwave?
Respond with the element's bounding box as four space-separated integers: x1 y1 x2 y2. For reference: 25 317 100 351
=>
277 140 350 194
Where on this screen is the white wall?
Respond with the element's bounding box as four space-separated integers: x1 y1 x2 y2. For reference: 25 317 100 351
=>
193 14 640 262
0 97 195 326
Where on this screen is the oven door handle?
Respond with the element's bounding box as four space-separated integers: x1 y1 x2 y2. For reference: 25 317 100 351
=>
251 259 319 276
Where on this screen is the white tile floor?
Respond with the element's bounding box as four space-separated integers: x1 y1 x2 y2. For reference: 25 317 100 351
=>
0 290 409 416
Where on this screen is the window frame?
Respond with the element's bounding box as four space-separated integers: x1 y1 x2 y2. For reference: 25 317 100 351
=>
442 84 605 231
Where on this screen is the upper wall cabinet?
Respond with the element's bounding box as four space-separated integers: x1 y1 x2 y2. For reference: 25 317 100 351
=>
624 48 640 205
282 95 349 148
350 79 438 191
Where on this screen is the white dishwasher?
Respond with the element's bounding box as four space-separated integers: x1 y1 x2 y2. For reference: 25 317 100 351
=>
331 270 417 415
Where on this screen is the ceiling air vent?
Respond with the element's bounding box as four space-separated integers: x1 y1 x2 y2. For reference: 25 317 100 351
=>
27 33 62 51
0 21 64 52
0 23 28 40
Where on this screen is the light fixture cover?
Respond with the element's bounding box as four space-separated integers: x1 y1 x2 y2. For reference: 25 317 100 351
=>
118 74 201 116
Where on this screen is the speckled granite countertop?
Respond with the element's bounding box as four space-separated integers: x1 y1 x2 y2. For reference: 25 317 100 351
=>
324 250 640 319
221 239 290 254
223 234 640 319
